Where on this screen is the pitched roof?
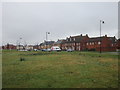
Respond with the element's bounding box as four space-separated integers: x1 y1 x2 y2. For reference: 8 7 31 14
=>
40 41 55 46
87 36 116 43
54 40 62 44
108 37 116 43
87 37 102 42
54 39 66 44
65 35 88 43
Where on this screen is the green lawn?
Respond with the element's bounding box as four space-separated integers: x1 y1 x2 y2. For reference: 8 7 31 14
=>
2 50 119 88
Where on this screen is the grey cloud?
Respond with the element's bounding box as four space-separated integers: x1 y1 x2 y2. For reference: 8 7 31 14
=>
2 2 118 45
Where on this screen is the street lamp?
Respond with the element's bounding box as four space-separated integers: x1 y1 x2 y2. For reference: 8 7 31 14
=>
19 37 22 50
100 20 104 53
45 32 50 49
46 32 50 41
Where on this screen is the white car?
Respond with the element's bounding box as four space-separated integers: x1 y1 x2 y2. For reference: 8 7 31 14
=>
67 49 73 52
46 48 51 52
51 46 61 51
34 49 38 51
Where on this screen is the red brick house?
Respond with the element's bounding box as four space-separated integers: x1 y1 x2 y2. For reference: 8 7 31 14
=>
53 39 65 49
3 43 16 50
39 41 55 49
86 35 117 52
61 34 117 52
33 45 40 50
116 39 120 51
61 34 89 51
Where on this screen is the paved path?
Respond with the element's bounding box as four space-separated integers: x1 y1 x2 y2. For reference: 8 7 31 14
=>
106 52 120 55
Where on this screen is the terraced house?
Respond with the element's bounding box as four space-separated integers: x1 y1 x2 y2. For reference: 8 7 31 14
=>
53 39 65 49
86 35 117 52
2 43 16 50
39 41 55 49
61 34 89 51
116 39 120 51
60 34 118 52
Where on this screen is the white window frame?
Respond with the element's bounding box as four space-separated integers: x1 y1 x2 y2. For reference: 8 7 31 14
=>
74 38 75 41
98 42 101 45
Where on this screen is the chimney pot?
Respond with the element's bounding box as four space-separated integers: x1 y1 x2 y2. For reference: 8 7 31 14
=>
105 35 107 37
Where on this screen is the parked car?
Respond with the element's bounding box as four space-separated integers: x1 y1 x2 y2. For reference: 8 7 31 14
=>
51 46 61 52
18 49 28 51
46 48 51 52
62 49 67 51
67 49 73 52
34 49 38 51
41 49 47 51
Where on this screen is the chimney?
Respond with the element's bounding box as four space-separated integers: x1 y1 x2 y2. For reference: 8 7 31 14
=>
86 34 88 37
105 35 107 37
80 34 82 36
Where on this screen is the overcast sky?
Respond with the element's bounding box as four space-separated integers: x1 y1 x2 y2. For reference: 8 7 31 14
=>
2 2 118 45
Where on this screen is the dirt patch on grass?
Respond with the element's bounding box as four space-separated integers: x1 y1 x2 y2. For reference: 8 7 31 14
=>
67 61 86 65
99 58 117 63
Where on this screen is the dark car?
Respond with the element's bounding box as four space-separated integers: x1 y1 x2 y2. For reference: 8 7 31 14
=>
41 49 47 51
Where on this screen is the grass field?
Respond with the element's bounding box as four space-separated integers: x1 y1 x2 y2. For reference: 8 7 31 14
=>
2 50 119 88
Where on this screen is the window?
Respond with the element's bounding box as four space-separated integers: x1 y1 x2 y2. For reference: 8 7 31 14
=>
74 38 75 41
87 43 89 45
98 42 101 45
111 44 113 46
90 42 91 45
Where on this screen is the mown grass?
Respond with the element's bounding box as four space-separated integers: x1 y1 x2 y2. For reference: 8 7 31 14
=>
2 50 119 88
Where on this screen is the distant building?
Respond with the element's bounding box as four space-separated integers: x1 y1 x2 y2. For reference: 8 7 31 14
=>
39 43 45 49
39 41 55 49
33 45 40 50
53 39 65 49
60 34 118 52
61 34 89 51
16 45 34 51
86 35 117 51
25 45 34 50
3 43 16 50
2 34 119 52
16 45 24 50
116 39 120 51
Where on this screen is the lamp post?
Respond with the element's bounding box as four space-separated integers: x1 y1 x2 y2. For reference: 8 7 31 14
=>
45 32 50 49
19 37 22 50
46 32 50 41
100 20 104 53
